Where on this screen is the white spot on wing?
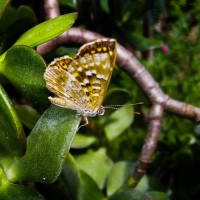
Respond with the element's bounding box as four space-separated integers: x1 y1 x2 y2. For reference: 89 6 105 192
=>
96 74 108 80
86 71 92 76
91 69 97 74
83 78 89 84
68 66 75 72
78 67 83 72
93 86 101 90
92 93 99 97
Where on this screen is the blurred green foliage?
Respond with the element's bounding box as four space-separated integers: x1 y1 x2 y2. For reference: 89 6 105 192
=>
0 0 200 199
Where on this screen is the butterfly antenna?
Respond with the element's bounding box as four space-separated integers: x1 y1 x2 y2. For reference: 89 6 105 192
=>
103 102 143 115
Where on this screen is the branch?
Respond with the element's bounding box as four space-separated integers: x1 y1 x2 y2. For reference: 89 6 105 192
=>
135 104 163 180
43 0 60 19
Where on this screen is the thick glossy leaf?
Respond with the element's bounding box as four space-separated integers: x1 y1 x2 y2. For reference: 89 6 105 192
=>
0 13 77 61
108 189 144 200
71 133 97 149
80 171 105 200
62 154 82 200
0 84 26 157
107 161 149 196
14 5 36 22
0 45 50 106
0 5 36 52
4 6 37 42
0 0 10 17
0 5 15 33
76 148 113 189
14 13 77 48
106 161 134 196
7 105 81 183
104 105 134 141
63 155 105 200
0 183 44 200
15 105 41 129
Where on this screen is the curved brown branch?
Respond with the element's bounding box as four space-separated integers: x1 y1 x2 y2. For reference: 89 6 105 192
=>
39 0 200 184
165 98 200 122
135 104 164 180
43 0 60 19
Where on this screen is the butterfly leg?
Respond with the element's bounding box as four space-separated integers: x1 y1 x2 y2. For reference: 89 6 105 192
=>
77 116 88 130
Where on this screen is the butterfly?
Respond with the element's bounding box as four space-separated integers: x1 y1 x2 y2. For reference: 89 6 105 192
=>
44 39 117 120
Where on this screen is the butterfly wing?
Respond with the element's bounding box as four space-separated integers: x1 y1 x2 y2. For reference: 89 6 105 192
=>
70 39 117 111
44 39 117 115
44 57 92 112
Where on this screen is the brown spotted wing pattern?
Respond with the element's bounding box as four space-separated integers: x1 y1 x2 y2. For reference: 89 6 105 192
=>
44 39 117 117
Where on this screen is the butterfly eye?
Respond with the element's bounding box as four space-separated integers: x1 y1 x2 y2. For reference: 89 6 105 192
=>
97 106 105 116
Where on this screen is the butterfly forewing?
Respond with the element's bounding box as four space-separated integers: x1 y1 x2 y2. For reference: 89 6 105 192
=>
72 39 116 110
44 39 117 116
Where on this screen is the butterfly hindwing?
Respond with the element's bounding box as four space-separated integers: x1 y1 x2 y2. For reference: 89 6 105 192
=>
44 63 91 112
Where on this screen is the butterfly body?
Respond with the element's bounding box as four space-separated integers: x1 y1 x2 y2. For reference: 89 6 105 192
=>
44 39 117 117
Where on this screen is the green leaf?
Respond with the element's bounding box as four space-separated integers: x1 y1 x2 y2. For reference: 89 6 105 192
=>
0 183 44 200
63 155 105 200
0 84 26 157
7 105 81 183
59 0 78 8
80 171 105 200
14 5 36 22
107 161 134 196
0 12 77 61
14 13 77 47
76 148 113 189
127 33 163 50
0 5 15 33
104 105 134 141
135 175 149 193
15 105 40 129
108 189 144 200
100 0 110 13
71 133 97 149
107 161 149 196
104 88 131 105
5 6 37 41
62 154 82 200
0 0 10 18
0 5 36 52
0 45 50 106
146 191 169 200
